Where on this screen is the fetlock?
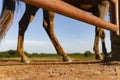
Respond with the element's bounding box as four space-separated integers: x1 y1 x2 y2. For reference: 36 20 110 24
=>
21 57 31 64
95 54 103 60
63 56 72 62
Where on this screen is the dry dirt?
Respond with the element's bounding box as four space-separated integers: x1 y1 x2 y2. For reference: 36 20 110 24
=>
0 59 120 80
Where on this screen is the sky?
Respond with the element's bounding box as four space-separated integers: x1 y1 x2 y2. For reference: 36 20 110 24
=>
0 1 111 54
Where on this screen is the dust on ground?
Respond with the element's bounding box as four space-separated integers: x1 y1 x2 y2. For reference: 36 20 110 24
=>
0 59 120 80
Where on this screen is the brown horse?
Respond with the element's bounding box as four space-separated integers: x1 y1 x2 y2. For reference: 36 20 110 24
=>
0 0 109 63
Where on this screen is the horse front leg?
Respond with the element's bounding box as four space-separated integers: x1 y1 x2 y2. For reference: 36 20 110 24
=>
17 4 38 63
93 27 103 60
43 10 71 62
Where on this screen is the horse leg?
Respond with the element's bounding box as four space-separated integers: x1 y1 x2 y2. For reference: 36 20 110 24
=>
17 4 38 63
94 28 107 59
100 29 108 57
93 1 109 60
43 10 71 62
93 27 103 60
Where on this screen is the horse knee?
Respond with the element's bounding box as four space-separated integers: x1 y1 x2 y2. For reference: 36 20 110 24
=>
43 19 48 29
43 10 54 29
93 44 99 53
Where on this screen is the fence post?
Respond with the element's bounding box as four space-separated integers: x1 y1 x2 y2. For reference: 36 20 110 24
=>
110 0 120 60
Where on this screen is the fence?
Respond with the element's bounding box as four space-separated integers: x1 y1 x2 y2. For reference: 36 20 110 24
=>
20 0 120 60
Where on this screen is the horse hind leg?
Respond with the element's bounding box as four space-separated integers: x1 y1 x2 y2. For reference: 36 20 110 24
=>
99 1 109 59
17 4 38 63
94 28 107 59
43 10 71 62
100 29 108 57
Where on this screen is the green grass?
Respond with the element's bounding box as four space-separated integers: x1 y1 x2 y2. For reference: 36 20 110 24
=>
28 53 96 60
0 50 96 60
68 54 95 59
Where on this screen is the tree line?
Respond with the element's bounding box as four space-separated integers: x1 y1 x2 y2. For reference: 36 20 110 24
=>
0 50 94 58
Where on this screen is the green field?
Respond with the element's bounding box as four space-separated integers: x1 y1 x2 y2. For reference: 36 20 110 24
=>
0 50 97 60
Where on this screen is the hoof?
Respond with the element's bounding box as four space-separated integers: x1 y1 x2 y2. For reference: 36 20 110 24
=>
103 52 112 61
103 56 112 62
21 58 31 64
63 56 72 62
95 55 103 60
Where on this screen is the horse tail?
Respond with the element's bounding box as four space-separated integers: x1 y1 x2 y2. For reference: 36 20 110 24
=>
0 0 17 42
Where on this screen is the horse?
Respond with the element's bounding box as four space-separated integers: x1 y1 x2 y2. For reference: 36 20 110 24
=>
0 0 109 63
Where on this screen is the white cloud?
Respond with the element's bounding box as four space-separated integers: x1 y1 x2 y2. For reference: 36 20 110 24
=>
0 40 17 51
0 40 56 53
0 39 111 54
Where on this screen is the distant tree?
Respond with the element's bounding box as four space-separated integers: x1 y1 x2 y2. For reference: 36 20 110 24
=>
84 51 92 57
72 53 81 55
32 53 38 55
8 50 17 55
7 50 19 57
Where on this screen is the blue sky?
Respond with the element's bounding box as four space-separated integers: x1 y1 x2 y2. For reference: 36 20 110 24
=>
0 1 111 53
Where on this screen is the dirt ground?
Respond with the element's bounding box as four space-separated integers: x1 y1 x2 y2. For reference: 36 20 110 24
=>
0 59 120 80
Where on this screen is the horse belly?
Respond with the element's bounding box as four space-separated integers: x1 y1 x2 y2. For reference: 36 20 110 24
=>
79 4 93 10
